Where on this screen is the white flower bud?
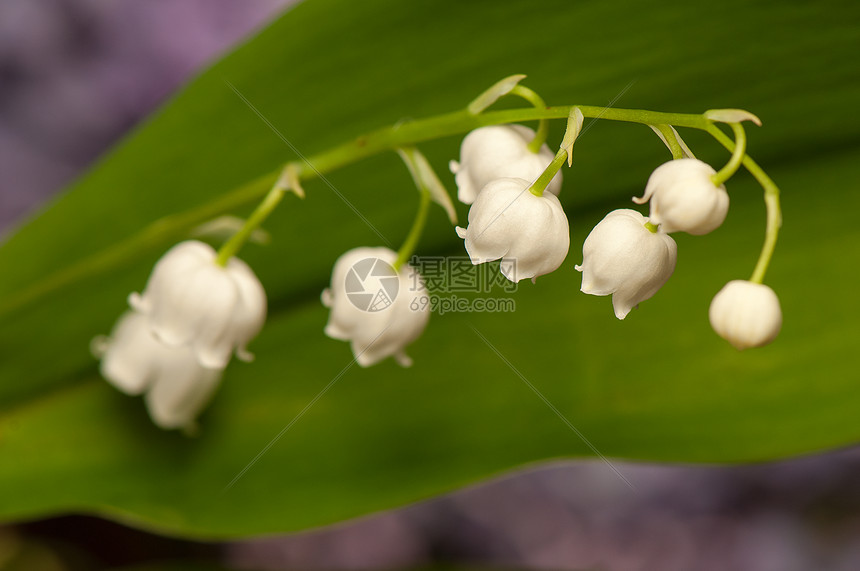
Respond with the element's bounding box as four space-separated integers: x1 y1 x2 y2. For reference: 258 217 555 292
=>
322 247 430 367
95 311 223 430
129 240 266 368
575 209 677 319
455 177 569 283
449 125 562 204
709 280 782 350
634 158 729 235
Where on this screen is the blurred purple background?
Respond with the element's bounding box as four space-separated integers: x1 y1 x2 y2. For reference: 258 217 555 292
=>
0 0 292 232
2 2 860 570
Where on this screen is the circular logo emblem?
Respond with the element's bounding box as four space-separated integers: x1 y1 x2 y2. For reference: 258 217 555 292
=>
345 257 399 312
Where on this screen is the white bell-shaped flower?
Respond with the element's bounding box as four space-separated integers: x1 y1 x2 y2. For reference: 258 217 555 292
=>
129 240 266 368
575 209 677 319
709 280 782 350
455 177 569 283
634 158 729 235
322 247 430 367
95 311 223 430
449 124 563 205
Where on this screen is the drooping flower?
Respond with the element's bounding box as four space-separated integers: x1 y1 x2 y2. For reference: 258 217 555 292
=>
455 177 569 283
322 247 430 367
94 311 223 430
449 125 563 204
575 209 677 319
709 280 782 349
633 158 729 235
129 240 266 368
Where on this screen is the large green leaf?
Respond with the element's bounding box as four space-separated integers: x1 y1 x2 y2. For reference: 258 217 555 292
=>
1 0 859 538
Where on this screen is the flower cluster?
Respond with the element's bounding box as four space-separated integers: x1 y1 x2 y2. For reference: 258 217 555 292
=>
453 124 570 283
575 157 781 347
450 121 780 348
574 158 727 320
320 125 564 365
95 240 266 430
90 79 785 432
448 123 684 318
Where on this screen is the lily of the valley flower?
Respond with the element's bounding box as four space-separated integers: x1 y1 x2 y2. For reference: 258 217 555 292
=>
449 125 562 204
634 158 729 235
129 240 267 368
576 209 677 319
95 240 266 430
322 247 430 367
455 177 569 283
709 280 782 349
95 311 223 430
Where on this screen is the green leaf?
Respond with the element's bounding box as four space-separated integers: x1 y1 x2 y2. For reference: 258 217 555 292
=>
1 0 859 539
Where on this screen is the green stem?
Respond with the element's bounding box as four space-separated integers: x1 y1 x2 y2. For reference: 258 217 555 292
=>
529 148 567 197
0 171 276 317
393 190 432 270
644 221 660 233
215 184 285 266
0 104 715 317
509 85 549 153
294 106 711 181
712 122 747 186
706 124 781 284
655 124 684 159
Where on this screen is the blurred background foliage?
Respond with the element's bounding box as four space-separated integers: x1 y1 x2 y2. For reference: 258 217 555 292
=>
1 0 860 567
